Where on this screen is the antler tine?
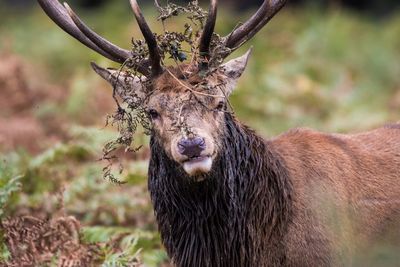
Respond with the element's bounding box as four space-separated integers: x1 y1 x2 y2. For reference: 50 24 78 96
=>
62 3 150 76
224 0 286 51
38 0 133 65
198 0 218 60
129 0 163 77
62 4 130 62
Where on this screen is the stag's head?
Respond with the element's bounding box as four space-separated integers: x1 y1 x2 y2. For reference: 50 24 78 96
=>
38 0 286 177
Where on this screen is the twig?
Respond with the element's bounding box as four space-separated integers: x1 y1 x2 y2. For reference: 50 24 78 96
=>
165 68 224 98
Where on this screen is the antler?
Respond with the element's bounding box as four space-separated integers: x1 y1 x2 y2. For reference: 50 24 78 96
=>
129 0 163 77
198 0 218 60
37 0 128 63
38 0 286 76
223 0 286 52
37 0 153 76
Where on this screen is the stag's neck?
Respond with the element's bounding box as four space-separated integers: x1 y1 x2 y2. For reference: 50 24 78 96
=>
148 114 292 267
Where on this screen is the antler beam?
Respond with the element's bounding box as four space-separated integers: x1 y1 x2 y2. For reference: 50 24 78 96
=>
62 3 130 63
198 0 218 60
223 0 287 52
37 0 132 63
37 0 151 76
130 0 163 77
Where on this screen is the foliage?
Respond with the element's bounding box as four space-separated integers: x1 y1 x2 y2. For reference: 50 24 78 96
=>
101 105 149 185
0 161 22 262
83 226 167 267
0 1 399 266
0 162 22 219
101 0 229 184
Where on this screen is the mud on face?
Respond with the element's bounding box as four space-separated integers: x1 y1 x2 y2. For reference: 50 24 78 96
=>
91 49 251 178
145 68 230 178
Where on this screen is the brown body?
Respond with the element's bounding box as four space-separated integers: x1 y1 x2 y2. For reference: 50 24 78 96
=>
273 125 400 265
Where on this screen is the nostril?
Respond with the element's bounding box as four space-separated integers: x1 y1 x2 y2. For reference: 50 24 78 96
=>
200 138 206 149
178 143 186 154
191 137 200 145
197 138 206 149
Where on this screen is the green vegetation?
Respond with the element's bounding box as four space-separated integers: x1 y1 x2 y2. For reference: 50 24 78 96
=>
0 2 399 266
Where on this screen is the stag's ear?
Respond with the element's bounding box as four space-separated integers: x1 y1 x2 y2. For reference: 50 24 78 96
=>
91 62 147 101
220 48 252 95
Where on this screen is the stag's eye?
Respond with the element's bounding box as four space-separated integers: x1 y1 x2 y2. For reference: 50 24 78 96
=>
215 101 226 111
148 109 160 120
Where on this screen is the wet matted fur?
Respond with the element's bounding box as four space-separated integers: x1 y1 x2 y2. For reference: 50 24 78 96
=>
149 113 292 267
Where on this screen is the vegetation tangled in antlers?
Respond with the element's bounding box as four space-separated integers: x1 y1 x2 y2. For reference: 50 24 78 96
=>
37 0 286 182
103 1 226 184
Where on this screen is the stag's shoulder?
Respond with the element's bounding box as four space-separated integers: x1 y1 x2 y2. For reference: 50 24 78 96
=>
270 127 343 147
346 123 400 149
269 127 346 160
269 125 400 196
269 124 400 156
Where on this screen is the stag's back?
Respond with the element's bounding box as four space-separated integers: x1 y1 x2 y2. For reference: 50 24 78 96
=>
271 124 400 265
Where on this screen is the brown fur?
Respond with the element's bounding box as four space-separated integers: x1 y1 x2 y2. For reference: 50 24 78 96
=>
272 126 400 265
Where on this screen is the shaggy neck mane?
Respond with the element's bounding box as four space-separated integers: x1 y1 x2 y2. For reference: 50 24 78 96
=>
148 113 293 267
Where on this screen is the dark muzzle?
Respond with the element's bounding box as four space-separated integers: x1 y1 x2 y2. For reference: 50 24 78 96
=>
178 137 206 158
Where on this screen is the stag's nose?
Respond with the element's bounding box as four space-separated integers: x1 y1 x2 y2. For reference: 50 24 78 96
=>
178 137 206 158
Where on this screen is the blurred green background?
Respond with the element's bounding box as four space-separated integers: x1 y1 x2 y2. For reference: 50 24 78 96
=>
0 0 399 266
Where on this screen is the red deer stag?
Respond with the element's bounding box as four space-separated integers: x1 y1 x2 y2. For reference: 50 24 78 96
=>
38 0 400 266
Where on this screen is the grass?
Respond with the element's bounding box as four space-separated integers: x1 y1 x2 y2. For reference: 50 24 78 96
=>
0 2 399 266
